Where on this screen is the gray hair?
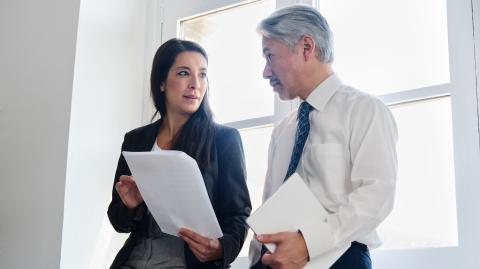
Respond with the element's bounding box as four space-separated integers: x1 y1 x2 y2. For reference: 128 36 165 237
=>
257 4 334 63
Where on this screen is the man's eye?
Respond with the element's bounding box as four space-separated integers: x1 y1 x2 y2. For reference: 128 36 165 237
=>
178 71 189 76
266 53 273 62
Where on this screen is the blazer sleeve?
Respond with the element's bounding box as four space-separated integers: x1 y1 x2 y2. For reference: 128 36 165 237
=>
216 127 252 266
107 132 146 233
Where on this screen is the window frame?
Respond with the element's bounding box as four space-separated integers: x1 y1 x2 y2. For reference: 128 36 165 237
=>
154 0 480 268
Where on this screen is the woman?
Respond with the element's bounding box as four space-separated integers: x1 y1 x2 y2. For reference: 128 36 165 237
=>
108 38 252 269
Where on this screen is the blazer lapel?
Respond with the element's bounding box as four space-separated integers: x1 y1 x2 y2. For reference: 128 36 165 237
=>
135 119 161 152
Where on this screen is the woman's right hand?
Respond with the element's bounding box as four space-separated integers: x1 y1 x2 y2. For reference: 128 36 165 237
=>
115 175 143 209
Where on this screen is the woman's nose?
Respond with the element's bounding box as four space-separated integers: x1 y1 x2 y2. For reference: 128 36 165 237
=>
189 76 200 89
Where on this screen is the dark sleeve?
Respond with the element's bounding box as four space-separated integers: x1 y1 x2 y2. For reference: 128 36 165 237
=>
217 128 252 267
107 133 146 233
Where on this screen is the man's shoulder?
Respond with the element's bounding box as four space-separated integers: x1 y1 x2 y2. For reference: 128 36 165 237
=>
335 84 388 111
333 85 395 132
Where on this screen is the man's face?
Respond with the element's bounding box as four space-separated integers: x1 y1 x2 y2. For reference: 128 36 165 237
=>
262 36 303 100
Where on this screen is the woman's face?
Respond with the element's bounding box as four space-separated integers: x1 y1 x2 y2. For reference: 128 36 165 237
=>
162 51 208 117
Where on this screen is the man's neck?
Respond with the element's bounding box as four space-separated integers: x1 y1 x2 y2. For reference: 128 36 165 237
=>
298 63 333 100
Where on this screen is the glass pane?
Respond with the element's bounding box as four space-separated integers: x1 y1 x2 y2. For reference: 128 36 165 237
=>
320 0 450 95
181 0 275 123
378 97 457 249
238 125 273 256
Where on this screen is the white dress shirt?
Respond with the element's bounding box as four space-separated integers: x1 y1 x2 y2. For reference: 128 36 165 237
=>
249 74 398 265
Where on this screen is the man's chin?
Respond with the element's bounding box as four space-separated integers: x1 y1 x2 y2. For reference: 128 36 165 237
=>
273 87 294 101
276 92 293 101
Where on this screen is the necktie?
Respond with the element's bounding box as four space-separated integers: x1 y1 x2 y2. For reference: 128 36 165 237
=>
284 101 313 181
250 102 314 269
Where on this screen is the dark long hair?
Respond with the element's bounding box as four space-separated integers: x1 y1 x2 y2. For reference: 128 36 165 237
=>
150 38 215 172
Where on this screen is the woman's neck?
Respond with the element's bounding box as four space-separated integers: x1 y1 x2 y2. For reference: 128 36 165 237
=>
157 112 189 149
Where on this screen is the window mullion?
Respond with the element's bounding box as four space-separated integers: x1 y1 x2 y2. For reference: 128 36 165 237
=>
378 83 451 106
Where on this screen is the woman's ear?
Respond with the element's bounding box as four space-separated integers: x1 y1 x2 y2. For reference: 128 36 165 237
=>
160 82 165 92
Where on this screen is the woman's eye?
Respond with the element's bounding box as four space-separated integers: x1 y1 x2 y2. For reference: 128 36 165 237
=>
178 70 189 76
199 72 207 79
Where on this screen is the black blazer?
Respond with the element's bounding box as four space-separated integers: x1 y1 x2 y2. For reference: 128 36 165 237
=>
108 120 252 269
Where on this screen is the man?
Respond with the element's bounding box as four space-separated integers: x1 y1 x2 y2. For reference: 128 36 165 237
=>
249 5 398 269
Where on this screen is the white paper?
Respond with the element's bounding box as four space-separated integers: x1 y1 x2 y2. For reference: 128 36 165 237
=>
247 173 349 269
122 150 223 238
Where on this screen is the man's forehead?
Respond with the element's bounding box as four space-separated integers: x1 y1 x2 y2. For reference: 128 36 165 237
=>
262 37 278 52
262 37 292 54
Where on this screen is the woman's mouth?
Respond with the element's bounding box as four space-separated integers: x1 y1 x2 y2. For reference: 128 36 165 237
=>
183 95 198 100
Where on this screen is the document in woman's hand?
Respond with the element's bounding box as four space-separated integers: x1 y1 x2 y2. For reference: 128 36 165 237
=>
122 151 223 238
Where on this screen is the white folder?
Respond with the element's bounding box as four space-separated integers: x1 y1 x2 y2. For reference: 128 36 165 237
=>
247 173 348 269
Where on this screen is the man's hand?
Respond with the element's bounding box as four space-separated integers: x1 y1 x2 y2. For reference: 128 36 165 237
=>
258 231 309 269
178 228 223 263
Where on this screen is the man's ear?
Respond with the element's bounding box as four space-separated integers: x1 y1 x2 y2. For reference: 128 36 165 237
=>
301 35 316 61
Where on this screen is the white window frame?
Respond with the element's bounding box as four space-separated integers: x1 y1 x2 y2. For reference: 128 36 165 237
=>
150 0 480 268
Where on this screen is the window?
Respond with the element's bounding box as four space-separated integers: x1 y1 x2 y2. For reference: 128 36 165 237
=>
171 0 479 268
379 97 457 249
181 0 276 123
183 0 458 253
319 0 450 95
317 0 457 250
62 1 479 269
181 0 278 256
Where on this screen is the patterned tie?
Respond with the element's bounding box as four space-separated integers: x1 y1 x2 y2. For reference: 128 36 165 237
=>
284 101 313 181
250 102 314 269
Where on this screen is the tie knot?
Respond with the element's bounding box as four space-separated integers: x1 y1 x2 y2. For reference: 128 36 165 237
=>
298 101 313 120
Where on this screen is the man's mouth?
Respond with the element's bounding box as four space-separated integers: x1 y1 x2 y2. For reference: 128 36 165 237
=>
269 79 281 87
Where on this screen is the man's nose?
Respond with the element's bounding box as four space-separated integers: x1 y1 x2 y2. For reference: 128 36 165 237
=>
263 63 272 79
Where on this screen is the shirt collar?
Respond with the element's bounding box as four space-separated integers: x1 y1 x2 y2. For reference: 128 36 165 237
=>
305 73 342 112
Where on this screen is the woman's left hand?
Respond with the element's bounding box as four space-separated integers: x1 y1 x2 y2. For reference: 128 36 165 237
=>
178 228 223 263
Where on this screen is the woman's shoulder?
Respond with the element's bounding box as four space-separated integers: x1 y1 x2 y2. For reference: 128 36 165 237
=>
213 123 244 154
213 123 241 141
124 120 161 141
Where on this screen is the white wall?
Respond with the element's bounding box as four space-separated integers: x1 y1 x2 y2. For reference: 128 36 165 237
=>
60 0 150 268
0 1 81 268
